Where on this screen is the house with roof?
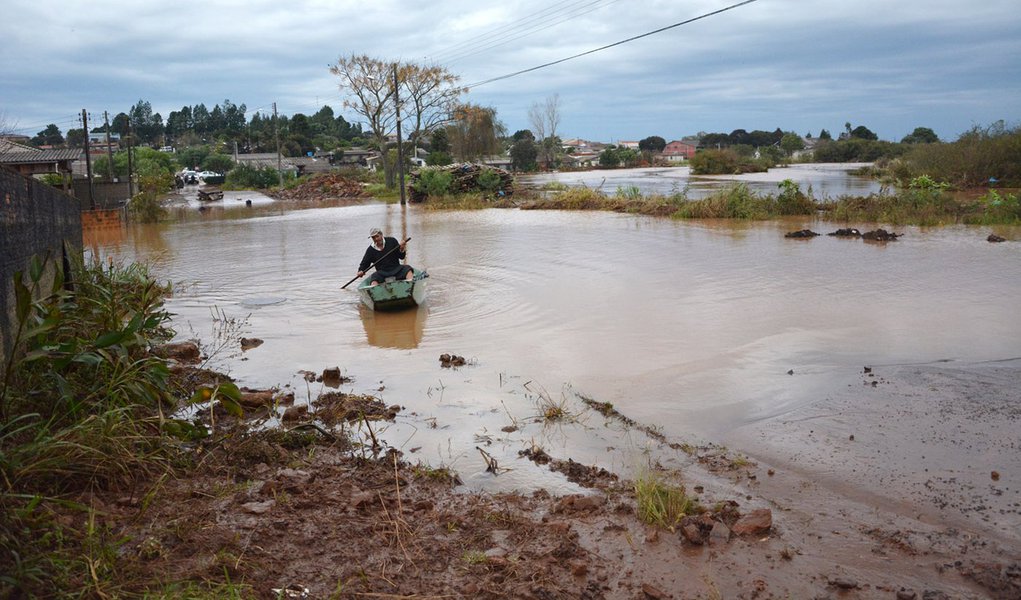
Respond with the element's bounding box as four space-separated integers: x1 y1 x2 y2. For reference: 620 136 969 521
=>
0 138 81 182
661 140 697 162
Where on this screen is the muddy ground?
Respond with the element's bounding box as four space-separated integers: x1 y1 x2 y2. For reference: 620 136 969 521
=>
80 358 1020 599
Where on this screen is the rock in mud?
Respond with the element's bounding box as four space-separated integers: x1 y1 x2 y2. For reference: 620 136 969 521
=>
987 234 1007 242
731 508 772 536
240 337 264 351
439 353 467 367
155 341 201 363
828 228 862 237
785 229 819 238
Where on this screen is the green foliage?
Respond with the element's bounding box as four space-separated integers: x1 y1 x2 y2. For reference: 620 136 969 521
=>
901 121 1021 187
1 255 181 598
615 185 643 200
510 138 538 171
776 179 815 215
901 127 939 144
410 168 453 197
129 190 166 223
475 169 503 193
638 136 666 152
812 138 906 163
426 150 453 166
634 471 700 530
690 149 741 174
224 163 281 189
201 153 235 173
963 190 1021 224
39 173 66 187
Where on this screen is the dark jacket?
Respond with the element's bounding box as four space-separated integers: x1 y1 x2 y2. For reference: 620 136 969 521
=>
359 236 406 276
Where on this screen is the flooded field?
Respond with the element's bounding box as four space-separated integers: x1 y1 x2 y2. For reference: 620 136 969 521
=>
518 162 886 198
88 197 1021 502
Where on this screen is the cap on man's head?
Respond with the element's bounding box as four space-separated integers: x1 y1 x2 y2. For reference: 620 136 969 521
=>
369 228 382 237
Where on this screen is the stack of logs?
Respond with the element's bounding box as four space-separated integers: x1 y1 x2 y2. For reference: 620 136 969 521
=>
408 163 513 203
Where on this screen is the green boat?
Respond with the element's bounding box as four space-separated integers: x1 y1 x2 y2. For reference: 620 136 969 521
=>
357 270 429 311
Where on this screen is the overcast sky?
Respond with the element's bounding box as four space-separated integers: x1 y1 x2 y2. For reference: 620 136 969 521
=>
2 0 1019 144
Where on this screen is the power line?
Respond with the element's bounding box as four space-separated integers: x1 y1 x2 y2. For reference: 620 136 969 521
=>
428 0 618 65
440 0 623 66
465 0 759 89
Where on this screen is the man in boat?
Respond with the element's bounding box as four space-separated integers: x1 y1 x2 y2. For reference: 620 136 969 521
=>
357 228 415 286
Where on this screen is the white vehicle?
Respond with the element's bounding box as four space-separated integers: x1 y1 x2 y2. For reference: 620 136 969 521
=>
197 171 221 180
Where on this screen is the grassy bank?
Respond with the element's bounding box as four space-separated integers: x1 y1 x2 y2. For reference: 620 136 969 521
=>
503 178 1021 226
0 256 190 597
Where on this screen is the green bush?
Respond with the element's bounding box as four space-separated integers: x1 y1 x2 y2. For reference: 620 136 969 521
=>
690 149 740 174
411 168 453 197
475 169 503 193
224 163 280 189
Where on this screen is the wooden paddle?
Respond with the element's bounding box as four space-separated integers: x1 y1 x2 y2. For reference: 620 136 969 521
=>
341 237 411 289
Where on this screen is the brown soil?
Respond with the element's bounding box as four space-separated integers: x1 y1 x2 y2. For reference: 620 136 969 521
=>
75 360 1020 599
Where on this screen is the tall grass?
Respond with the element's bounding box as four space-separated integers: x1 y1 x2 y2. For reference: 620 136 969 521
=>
1 254 182 598
634 470 700 530
674 181 815 219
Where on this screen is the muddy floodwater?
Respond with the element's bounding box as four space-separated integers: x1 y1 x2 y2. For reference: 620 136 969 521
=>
90 195 1021 521
518 162 886 198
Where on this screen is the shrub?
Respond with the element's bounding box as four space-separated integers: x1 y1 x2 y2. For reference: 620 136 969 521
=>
411 168 454 197
475 169 503 193
224 163 280 189
690 149 741 174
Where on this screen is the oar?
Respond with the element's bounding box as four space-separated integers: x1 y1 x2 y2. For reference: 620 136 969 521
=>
341 237 411 289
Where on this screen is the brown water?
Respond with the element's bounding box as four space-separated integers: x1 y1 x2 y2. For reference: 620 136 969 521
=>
90 197 1021 493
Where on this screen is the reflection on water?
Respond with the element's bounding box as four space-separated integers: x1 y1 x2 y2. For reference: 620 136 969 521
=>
518 163 886 199
359 304 427 349
92 199 1021 492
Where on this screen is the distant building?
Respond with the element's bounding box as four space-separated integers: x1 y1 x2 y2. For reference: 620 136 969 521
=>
617 140 640 150
661 140 697 162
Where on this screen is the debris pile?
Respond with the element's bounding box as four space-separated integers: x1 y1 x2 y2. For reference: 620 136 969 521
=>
274 172 368 202
408 163 513 203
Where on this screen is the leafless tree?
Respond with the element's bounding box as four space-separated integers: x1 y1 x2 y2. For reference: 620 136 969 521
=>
330 55 464 186
528 94 561 170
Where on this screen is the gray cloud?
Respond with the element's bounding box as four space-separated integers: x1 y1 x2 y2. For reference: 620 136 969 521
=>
3 0 1018 142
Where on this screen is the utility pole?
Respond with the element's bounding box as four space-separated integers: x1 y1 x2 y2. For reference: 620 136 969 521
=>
273 102 282 184
103 111 115 183
393 63 406 206
81 109 95 209
126 117 134 198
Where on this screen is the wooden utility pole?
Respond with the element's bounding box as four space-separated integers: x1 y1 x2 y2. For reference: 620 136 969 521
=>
393 63 406 206
273 102 282 184
103 111 115 182
81 109 95 209
126 117 134 198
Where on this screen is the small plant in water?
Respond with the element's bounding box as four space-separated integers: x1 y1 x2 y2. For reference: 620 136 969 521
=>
634 470 700 531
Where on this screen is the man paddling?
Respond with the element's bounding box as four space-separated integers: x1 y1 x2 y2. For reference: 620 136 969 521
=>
356 228 414 287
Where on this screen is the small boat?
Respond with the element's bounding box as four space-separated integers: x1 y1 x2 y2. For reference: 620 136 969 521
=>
357 270 428 311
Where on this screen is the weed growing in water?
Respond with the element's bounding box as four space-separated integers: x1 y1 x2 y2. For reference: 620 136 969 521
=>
634 470 701 531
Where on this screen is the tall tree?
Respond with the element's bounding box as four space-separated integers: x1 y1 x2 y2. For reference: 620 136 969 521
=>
31 124 64 146
330 54 464 186
128 99 164 145
901 127 938 144
638 136 666 152
528 94 561 170
447 104 503 162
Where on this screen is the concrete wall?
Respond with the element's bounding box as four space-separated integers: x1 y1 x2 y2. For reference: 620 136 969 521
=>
0 165 82 375
72 179 131 209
